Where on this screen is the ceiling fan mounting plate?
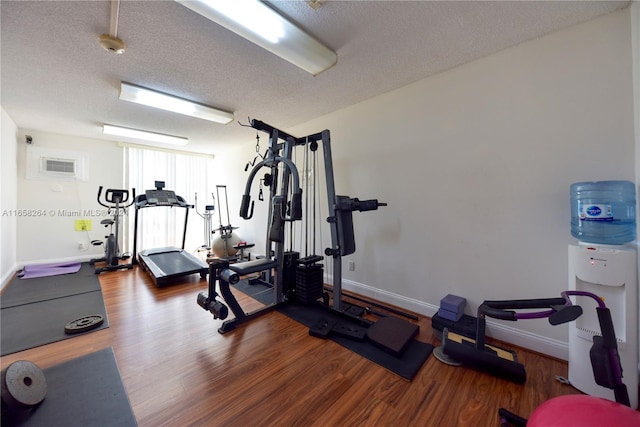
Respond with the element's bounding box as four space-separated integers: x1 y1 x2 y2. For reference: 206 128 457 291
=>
99 34 125 54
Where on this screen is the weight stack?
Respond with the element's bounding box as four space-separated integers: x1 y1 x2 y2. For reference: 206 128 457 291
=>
296 263 324 303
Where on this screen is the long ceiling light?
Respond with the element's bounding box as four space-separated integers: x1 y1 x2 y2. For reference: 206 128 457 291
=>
176 0 337 76
119 82 234 125
103 124 189 146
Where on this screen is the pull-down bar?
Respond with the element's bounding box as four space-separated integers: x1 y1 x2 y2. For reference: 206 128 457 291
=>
251 119 325 145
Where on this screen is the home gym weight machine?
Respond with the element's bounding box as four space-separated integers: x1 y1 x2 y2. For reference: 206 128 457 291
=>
90 186 135 274
197 120 412 344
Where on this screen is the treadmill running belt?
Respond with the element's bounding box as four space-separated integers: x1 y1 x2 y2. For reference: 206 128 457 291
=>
145 251 202 275
138 247 207 287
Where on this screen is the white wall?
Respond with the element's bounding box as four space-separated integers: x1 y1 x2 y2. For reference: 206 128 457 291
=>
211 142 273 257
229 8 636 358
15 130 124 265
1 108 19 287
632 0 640 376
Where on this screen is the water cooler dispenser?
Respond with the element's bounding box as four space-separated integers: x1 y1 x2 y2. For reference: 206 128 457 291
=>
568 180 638 409
568 244 638 409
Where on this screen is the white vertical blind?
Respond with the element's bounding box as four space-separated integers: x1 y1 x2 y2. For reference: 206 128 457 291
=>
124 146 214 254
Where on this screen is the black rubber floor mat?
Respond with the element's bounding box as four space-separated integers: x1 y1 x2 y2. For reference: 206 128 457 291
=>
232 279 274 306
1 290 109 356
277 302 432 380
3 348 137 427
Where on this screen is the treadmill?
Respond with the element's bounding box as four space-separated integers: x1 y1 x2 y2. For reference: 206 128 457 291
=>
133 181 208 286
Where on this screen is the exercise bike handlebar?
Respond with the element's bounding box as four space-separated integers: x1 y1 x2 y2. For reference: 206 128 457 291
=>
96 186 136 209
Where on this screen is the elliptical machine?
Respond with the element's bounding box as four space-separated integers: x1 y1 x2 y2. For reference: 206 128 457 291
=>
194 192 215 257
90 186 135 274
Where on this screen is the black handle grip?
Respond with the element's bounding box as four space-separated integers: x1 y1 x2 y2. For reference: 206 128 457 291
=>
290 191 302 220
358 199 383 212
240 195 251 219
483 298 567 310
480 304 518 321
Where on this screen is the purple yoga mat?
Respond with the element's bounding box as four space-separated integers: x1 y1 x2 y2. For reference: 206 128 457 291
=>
18 262 82 279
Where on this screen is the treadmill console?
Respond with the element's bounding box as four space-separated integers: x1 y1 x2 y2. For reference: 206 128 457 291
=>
145 189 178 206
135 189 189 208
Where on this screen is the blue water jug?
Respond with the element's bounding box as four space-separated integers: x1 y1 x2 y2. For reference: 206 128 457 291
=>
570 180 636 244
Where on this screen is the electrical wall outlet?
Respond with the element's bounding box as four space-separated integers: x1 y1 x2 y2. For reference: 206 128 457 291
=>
348 261 355 271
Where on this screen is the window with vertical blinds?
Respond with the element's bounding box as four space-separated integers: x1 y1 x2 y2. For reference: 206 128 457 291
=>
124 145 214 255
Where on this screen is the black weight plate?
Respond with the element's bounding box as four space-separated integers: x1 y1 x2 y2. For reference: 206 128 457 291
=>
64 314 104 334
1 360 47 408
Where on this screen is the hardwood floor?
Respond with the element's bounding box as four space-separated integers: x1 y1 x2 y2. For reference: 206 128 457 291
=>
1 266 587 426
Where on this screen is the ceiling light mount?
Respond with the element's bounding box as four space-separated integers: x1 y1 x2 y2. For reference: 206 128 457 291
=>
99 34 126 54
308 0 322 11
99 0 125 54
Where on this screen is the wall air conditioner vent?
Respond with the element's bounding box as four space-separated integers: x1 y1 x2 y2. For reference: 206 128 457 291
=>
26 145 88 182
42 158 77 175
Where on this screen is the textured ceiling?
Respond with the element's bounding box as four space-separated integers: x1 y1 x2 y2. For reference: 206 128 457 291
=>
1 0 629 155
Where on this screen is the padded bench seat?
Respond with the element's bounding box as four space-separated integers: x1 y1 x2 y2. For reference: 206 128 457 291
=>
229 258 278 276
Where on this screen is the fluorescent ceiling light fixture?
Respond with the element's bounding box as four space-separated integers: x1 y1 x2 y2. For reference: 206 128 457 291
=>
103 124 189 146
119 82 234 125
176 0 337 76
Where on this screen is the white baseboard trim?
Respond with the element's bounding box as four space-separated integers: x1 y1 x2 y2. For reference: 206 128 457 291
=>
18 254 97 267
1 262 19 291
340 278 569 361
